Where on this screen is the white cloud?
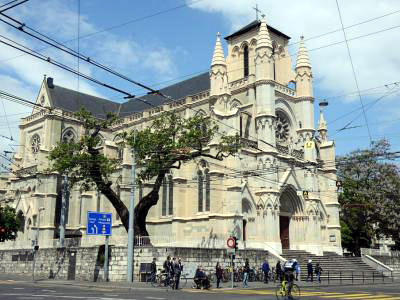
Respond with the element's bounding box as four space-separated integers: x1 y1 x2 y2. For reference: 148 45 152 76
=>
186 0 400 101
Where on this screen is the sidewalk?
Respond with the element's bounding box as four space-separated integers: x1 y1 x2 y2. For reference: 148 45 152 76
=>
0 273 397 291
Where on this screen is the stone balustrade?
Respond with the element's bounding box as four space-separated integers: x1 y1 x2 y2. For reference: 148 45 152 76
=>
275 82 296 97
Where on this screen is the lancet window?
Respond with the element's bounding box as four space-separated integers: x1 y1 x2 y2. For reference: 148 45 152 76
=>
162 174 173 216
198 169 210 212
243 45 249 77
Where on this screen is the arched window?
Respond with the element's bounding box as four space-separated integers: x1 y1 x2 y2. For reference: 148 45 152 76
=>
197 169 210 212
62 129 76 143
162 174 173 216
243 45 249 78
31 134 41 154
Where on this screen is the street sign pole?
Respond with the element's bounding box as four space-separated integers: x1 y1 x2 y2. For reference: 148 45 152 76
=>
231 254 234 289
104 235 109 282
127 134 136 283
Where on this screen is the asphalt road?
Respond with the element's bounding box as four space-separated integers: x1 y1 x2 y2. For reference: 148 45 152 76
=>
0 273 399 300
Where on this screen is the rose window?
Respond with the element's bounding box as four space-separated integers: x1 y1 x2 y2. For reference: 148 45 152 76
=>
31 134 41 154
62 130 75 143
275 113 290 142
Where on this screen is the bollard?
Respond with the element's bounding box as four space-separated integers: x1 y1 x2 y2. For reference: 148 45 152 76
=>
340 271 342 284
352 271 353 284
328 270 330 284
362 271 364 284
373 271 375 283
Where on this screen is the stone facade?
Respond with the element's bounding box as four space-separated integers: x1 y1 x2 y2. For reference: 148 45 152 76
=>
0 18 341 256
0 246 275 282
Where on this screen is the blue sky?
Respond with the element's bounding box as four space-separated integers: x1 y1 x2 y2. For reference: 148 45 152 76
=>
0 0 399 163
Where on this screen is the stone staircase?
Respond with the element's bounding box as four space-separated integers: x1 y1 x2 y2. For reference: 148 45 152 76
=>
281 250 390 282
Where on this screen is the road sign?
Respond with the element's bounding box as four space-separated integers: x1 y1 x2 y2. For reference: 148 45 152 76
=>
86 211 112 236
227 237 236 249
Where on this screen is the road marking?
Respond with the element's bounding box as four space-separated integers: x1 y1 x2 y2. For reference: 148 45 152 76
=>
2 294 138 300
146 297 166 300
13 287 25 290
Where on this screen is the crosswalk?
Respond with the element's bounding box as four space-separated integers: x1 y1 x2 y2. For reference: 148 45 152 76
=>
201 288 400 299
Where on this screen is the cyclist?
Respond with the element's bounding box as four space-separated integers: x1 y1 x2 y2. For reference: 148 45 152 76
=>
150 257 157 283
282 259 298 296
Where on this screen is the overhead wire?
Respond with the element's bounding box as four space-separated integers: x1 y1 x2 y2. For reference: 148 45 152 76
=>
334 0 372 143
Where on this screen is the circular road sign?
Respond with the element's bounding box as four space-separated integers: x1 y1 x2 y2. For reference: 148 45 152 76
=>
227 237 236 249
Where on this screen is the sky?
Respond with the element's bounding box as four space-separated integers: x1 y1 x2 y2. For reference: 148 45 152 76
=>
0 0 399 169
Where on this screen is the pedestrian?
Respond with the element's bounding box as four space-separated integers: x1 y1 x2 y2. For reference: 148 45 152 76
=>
163 256 172 286
150 257 157 282
173 257 181 289
216 262 223 288
276 260 282 282
262 259 270 283
306 259 313 282
243 258 250 288
295 262 301 281
315 263 323 283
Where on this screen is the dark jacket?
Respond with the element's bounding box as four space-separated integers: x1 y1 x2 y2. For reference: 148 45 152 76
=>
315 265 322 274
276 262 282 274
173 262 181 275
195 269 206 279
163 260 171 273
244 261 250 273
216 265 223 278
262 262 270 273
307 262 313 273
151 261 157 273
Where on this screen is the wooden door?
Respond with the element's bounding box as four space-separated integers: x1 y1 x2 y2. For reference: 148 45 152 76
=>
280 216 290 249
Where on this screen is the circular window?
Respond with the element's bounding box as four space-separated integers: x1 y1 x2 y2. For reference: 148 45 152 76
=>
31 134 41 154
275 113 290 143
62 129 75 143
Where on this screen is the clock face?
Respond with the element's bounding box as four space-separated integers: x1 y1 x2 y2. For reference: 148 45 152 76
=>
275 113 290 143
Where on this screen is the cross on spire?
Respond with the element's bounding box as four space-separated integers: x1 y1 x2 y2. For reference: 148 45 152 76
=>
253 4 262 20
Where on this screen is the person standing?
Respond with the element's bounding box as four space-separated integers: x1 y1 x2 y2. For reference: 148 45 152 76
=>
150 257 157 283
276 261 282 282
306 259 313 282
315 263 323 283
243 258 250 288
262 259 270 283
216 262 223 288
163 256 172 286
295 262 301 281
173 257 181 290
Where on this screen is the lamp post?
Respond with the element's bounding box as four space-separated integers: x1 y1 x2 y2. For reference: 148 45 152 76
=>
33 207 45 281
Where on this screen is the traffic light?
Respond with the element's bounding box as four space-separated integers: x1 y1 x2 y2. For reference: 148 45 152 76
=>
233 236 238 252
0 227 6 242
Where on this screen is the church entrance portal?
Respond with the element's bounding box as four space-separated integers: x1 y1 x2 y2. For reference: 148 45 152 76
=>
279 186 304 250
280 216 290 249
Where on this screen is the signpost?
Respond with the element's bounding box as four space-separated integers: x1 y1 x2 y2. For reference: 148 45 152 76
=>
87 211 112 281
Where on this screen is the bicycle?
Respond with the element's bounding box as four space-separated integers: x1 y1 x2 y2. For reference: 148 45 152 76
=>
275 279 300 300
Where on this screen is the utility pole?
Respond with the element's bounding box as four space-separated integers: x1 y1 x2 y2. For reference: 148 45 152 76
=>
59 173 68 247
127 134 136 282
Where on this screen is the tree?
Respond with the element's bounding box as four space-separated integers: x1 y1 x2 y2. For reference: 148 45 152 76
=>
0 205 23 242
49 109 240 237
338 139 400 255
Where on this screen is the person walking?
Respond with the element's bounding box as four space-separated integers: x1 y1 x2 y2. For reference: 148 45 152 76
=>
150 257 157 283
262 259 270 283
243 258 250 288
306 259 313 282
216 262 223 288
276 261 282 282
315 263 323 283
163 256 172 286
295 262 301 281
173 257 181 290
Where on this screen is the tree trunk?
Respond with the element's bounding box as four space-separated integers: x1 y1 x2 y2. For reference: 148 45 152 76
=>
133 171 166 237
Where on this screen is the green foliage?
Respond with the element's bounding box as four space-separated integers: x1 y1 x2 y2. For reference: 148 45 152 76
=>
338 139 400 255
48 108 119 190
0 205 22 242
120 111 240 183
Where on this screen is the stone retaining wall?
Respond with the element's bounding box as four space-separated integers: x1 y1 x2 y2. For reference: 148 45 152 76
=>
0 245 274 282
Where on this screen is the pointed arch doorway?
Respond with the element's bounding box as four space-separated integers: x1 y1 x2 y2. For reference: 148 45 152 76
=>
279 186 303 250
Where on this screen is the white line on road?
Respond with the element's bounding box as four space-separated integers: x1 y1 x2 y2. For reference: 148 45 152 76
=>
146 297 166 300
13 287 24 290
2 294 138 300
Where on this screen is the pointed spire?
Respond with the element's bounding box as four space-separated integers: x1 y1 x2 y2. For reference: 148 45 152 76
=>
256 16 272 50
296 36 311 69
318 110 327 131
211 32 226 66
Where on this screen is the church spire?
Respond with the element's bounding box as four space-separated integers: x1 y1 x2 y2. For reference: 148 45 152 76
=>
211 32 226 67
296 36 311 69
318 110 328 141
256 16 272 50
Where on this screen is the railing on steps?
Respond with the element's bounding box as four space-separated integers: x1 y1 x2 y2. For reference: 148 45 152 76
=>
298 270 394 285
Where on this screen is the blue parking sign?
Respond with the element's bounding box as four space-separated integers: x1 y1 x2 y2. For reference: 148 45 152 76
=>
87 211 112 236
